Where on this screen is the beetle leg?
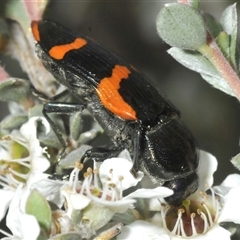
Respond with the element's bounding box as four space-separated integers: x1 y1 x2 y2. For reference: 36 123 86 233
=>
50 147 122 181
80 147 122 163
130 124 144 178
43 102 85 159
31 85 85 159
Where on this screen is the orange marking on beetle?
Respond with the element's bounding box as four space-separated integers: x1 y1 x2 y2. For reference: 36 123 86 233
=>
97 65 137 120
31 21 41 42
49 38 87 60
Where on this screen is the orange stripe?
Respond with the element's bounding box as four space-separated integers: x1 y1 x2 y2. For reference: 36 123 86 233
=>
31 21 40 42
49 38 87 60
97 65 137 120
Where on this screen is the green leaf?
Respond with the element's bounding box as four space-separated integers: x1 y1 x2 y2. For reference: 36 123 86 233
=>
49 233 82 240
112 209 139 225
156 3 207 50
203 13 222 38
216 31 230 58
200 74 234 97
168 47 218 77
0 78 30 103
189 0 199 9
1 0 30 34
58 145 92 169
231 153 240 171
78 122 103 144
69 112 83 141
39 132 62 149
26 189 52 236
28 104 44 118
219 222 239 237
1 0 48 36
29 104 65 148
168 47 235 97
220 3 238 67
0 114 28 131
37 230 48 240
82 202 115 230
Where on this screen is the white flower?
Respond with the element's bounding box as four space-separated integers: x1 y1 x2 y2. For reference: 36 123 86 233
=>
61 151 173 233
62 154 172 211
118 150 240 239
31 177 65 208
1 184 40 240
30 145 94 208
214 174 240 224
117 220 170 240
0 117 50 221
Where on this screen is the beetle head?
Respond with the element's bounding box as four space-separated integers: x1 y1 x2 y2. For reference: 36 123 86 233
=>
163 172 199 205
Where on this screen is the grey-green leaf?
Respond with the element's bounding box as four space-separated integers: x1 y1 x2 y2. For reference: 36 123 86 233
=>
0 114 28 131
29 104 65 148
156 3 207 50
0 78 30 102
49 233 82 240
25 189 52 237
69 112 83 141
189 0 199 9
203 13 222 38
38 132 62 149
220 3 238 67
78 121 103 144
112 209 139 225
168 47 235 97
231 153 240 171
216 31 230 59
200 74 234 97
58 145 92 170
28 104 44 118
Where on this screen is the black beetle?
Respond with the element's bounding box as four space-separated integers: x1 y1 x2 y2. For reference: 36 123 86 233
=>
31 20 199 205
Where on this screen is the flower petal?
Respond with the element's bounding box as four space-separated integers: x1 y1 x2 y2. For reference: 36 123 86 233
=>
30 154 50 173
117 149 132 162
86 191 136 208
32 178 65 208
0 189 14 221
20 214 40 240
214 174 240 200
124 187 173 200
197 150 218 191
20 117 50 139
148 198 162 211
220 173 240 188
218 186 240 224
99 157 144 190
117 220 170 239
6 185 40 239
69 193 91 210
26 172 49 187
190 225 231 239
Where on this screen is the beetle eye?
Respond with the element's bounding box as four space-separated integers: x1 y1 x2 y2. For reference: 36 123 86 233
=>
163 172 198 206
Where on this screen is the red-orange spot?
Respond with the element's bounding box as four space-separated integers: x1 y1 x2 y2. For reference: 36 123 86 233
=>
97 65 137 120
31 21 40 42
49 38 87 60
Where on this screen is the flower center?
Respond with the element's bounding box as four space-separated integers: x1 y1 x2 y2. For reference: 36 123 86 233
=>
162 190 221 237
68 163 124 202
0 141 30 187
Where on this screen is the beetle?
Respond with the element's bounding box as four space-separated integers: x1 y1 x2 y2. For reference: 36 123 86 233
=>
31 20 199 205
